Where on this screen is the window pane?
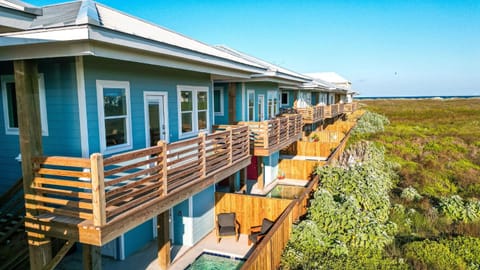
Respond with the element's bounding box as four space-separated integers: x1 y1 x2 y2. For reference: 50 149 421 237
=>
213 90 221 113
198 111 207 130
6 82 18 128
104 88 126 117
105 118 126 146
181 112 193 132
181 91 193 111
249 107 254 121
197 91 207 110
248 93 254 107
281 92 288 105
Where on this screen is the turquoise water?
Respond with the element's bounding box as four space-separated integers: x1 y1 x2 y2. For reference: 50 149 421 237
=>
186 253 244 270
265 185 305 199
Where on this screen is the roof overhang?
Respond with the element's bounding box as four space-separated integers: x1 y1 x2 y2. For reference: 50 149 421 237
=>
0 24 263 79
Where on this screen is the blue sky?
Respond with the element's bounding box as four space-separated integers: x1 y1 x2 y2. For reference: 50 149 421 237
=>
28 0 480 97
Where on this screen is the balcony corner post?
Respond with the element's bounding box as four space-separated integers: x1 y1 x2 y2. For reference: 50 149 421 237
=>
157 141 168 196
198 133 207 177
90 153 106 226
228 127 233 165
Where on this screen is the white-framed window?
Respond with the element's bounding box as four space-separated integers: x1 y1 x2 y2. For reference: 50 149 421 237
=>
281 91 289 106
177 85 209 138
247 90 255 121
96 80 132 154
213 87 224 116
1 74 48 136
329 94 335 105
267 91 278 119
318 93 328 105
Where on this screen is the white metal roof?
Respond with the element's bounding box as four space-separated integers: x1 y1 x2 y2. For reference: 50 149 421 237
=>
305 72 351 85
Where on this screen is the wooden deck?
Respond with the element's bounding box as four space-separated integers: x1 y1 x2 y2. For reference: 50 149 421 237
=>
295 102 358 124
24 126 250 247
238 114 303 156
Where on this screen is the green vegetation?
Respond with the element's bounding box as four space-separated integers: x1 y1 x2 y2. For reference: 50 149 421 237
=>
281 99 480 269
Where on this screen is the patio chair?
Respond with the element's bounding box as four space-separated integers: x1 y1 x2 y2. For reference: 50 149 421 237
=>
248 218 274 245
216 213 240 243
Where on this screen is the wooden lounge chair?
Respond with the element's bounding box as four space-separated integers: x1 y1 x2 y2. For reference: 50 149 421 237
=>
216 213 240 243
248 218 274 245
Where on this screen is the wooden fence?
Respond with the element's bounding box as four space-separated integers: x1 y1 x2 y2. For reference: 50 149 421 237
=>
215 193 291 234
278 159 323 180
282 141 338 158
25 126 250 226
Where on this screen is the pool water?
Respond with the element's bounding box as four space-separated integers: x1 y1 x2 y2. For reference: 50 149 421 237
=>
186 252 245 270
265 185 305 199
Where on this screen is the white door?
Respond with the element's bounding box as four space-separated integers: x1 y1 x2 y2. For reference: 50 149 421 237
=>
145 92 168 146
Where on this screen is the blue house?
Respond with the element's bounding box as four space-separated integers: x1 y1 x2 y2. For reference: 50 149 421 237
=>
0 0 268 265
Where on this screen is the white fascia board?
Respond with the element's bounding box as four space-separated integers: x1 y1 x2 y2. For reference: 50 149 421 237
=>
0 25 90 43
88 26 265 75
0 40 93 61
90 41 255 79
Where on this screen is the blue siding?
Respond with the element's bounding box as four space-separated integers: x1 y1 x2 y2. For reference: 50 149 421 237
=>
213 83 229 125
123 219 154 257
0 58 81 193
83 56 212 153
192 185 214 244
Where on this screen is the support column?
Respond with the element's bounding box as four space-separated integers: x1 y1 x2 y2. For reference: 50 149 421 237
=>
257 156 264 190
228 175 235 192
239 168 247 193
228 83 236 123
14 60 52 270
83 245 102 270
158 211 171 270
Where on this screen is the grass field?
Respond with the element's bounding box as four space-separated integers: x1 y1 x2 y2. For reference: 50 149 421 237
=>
359 98 480 199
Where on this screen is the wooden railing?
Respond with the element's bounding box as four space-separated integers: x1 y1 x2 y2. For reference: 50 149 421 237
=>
239 114 302 156
343 102 358 113
25 126 250 227
295 105 324 124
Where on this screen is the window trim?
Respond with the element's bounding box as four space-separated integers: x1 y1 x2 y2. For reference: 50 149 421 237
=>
247 89 255 121
267 90 278 119
96 80 132 155
213 86 224 116
177 85 210 139
280 91 289 106
1 74 49 136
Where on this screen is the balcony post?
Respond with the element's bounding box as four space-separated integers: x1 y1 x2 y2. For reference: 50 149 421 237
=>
277 118 281 145
158 141 168 196
263 121 269 148
199 132 207 177
91 153 106 226
226 127 232 165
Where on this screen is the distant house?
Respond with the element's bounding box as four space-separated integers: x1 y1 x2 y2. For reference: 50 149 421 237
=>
305 72 358 103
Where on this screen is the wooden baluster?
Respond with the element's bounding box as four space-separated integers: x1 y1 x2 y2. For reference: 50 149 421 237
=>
90 153 106 226
157 141 168 196
228 127 233 165
199 133 207 177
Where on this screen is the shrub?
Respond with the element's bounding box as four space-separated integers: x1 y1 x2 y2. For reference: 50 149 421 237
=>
438 195 480 222
351 111 390 136
440 237 480 269
404 240 467 270
400 186 423 202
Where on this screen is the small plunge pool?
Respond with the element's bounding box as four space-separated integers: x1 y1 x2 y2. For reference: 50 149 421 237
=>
186 252 245 270
265 184 305 200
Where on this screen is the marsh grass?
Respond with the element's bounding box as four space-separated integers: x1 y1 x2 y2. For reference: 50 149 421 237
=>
359 99 480 199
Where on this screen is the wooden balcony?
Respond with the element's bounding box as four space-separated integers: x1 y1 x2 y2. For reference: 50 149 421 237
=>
295 105 324 124
343 102 359 113
24 126 250 246
238 114 303 156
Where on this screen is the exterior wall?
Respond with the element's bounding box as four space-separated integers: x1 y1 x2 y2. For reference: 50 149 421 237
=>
264 151 279 187
241 81 279 122
213 82 229 125
82 56 217 257
280 89 295 109
191 185 215 244
0 58 81 193
83 56 213 152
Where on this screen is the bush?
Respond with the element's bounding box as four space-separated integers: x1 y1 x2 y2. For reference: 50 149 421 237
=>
404 240 467 270
438 195 480 222
351 111 390 136
401 186 423 202
440 237 480 269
